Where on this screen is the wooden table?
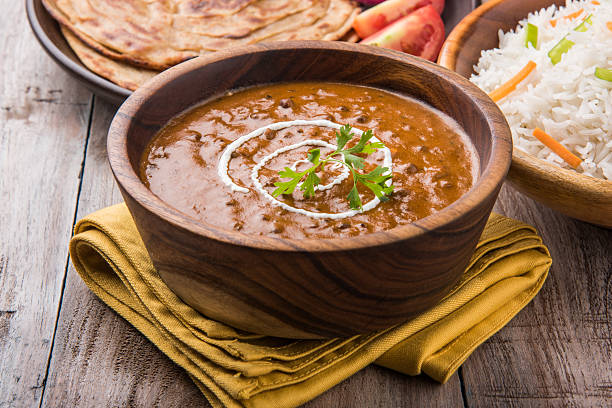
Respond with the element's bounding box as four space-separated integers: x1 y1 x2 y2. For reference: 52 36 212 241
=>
2 1 611 406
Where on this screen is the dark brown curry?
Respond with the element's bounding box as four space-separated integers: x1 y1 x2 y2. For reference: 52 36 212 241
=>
140 82 477 239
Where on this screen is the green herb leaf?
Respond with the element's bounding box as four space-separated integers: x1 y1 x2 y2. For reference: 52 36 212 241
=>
347 184 362 210
361 181 387 201
300 171 321 198
307 148 320 164
361 141 385 154
342 152 365 169
272 178 301 197
345 129 375 154
362 181 394 201
273 125 393 210
278 167 303 179
355 166 394 201
335 124 354 151
273 167 306 197
361 166 391 183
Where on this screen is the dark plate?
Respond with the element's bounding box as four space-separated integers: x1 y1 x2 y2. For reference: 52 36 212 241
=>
26 0 474 106
26 0 130 105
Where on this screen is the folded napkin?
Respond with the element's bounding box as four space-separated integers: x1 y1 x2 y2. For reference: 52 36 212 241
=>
69 204 551 408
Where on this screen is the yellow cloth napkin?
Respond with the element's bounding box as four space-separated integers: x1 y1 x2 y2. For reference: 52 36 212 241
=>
69 203 551 408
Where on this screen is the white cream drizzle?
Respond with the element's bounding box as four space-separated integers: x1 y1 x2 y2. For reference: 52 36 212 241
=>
217 120 393 219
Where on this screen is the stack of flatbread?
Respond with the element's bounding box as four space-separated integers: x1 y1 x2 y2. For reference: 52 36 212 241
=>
43 0 360 90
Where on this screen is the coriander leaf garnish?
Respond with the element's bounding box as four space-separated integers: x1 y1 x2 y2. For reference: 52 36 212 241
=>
342 152 365 169
273 167 304 196
361 141 385 154
347 184 362 210
307 148 320 164
301 171 321 198
271 125 393 211
335 124 353 150
344 129 374 154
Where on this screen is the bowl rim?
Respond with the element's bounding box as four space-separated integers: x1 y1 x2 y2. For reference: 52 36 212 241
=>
25 0 131 102
438 0 612 193
108 40 512 252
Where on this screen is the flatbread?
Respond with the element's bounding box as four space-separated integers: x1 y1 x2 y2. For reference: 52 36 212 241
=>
62 24 358 92
61 25 158 91
43 0 359 70
173 0 316 38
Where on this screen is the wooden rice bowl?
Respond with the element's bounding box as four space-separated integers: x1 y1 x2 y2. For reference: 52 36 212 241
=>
438 0 612 228
108 41 511 339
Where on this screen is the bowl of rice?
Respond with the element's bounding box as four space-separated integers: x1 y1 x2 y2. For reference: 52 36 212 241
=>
439 0 612 227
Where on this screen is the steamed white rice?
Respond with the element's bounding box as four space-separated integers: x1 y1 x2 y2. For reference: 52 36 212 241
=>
470 0 612 180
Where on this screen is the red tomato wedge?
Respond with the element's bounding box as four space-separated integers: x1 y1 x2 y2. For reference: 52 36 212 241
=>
360 5 445 61
353 0 445 39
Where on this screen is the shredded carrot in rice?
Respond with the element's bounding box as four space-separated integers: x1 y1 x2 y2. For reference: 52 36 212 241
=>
488 61 537 102
592 0 600 5
564 8 584 20
607 21 612 31
550 8 584 27
533 128 582 169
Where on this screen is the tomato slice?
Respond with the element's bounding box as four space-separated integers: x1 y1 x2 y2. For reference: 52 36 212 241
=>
353 0 445 39
360 5 445 61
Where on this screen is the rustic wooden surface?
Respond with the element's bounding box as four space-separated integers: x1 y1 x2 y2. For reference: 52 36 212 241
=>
1 0 610 407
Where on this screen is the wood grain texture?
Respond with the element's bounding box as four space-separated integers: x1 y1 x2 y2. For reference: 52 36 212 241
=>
0 1 91 406
438 0 612 228
461 184 612 407
305 366 464 407
108 41 511 338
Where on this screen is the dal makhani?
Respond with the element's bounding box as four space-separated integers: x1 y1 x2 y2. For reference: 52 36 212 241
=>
141 82 478 239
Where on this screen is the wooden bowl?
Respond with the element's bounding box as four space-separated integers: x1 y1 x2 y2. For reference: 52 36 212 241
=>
438 0 612 228
107 41 512 339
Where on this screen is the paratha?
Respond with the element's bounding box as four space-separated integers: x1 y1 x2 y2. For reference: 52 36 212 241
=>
43 0 359 70
61 26 158 91
62 23 360 92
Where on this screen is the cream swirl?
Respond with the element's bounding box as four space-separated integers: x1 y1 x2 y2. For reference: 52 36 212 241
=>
217 120 393 219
